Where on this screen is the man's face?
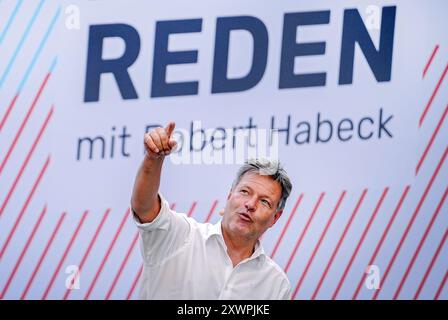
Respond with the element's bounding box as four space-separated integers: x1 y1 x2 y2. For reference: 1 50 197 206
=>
222 172 283 241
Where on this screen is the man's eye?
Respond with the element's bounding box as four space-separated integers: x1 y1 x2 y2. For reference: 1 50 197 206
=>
240 190 248 194
261 200 271 207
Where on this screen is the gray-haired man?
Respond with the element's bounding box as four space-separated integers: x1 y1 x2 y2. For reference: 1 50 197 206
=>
131 122 293 299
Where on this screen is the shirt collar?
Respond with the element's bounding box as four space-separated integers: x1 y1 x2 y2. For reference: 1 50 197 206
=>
208 219 266 261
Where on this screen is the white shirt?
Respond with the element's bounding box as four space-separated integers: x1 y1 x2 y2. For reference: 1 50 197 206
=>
132 193 291 300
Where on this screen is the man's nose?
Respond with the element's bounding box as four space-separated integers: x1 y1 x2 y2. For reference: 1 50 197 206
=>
244 196 257 211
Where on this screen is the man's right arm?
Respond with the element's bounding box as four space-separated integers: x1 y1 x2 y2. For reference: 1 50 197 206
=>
131 122 177 223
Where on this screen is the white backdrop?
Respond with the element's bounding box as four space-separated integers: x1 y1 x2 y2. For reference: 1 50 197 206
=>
0 0 447 300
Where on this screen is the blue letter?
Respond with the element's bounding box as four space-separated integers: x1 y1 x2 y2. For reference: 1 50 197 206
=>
84 24 140 102
339 6 396 84
151 19 202 98
212 16 268 94
279 11 330 89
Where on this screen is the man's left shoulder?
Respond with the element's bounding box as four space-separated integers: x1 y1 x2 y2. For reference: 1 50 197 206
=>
262 255 291 284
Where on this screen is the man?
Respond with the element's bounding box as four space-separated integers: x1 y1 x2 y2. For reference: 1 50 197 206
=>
131 122 293 299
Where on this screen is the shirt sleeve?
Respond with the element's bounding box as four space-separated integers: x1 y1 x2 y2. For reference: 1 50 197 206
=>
279 278 292 300
131 193 191 266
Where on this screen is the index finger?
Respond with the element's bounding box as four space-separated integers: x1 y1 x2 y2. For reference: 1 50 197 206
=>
165 122 176 137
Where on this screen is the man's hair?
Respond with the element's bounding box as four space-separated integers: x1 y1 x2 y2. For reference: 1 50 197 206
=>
231 158 292 212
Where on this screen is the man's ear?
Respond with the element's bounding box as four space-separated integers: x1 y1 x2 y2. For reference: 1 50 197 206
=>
271 209 283 227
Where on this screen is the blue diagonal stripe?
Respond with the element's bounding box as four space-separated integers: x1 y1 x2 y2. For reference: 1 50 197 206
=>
0 0 24 45
17 7 61 92
0 0 44 89
49 56 57 73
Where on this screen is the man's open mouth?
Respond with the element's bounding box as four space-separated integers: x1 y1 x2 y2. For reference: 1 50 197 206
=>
238 212 253 223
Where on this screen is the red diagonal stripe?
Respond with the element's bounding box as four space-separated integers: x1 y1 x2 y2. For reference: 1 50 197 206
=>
63 208 111 300
292 191 346 299
0 106 54 217
423 45 440 79
21 212 66 300
0 72 52 176
285 192 325 274
42 210 89 300
105 231 139 300
373 146 448 300
434 269 448 300
420 62 448 127
170 203 176 210
126 264 143 300
84 208 130 300
1 205 47 298
416 104 448 175
0 155 50 259
332 188 388 300
395 186 448 299
187 201 197 217
204 200 218 223
414 225 448 300
0 93 19 132
352 185 410 300
311 189 368 300
271 194 303 259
